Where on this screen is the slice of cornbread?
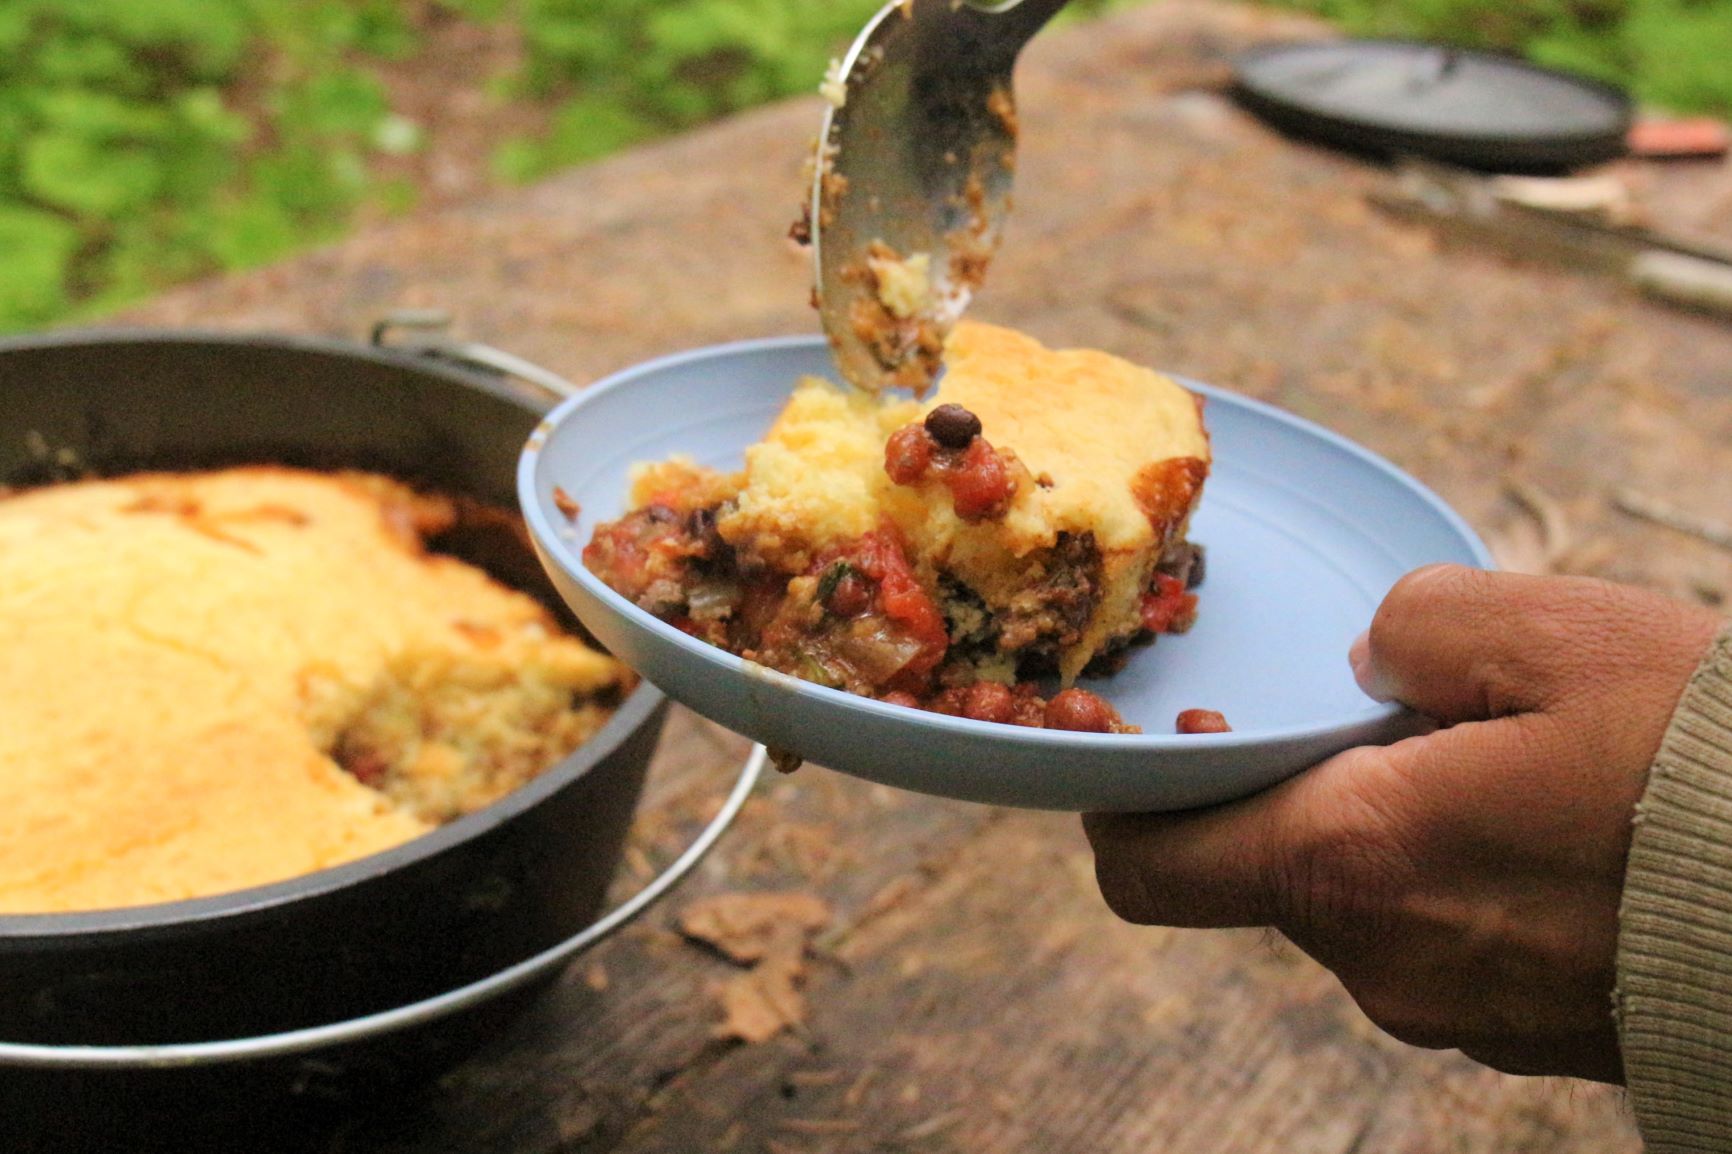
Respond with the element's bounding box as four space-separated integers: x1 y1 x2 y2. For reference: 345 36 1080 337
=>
0 467 628 913
709 321 1208 679
711 379 918 573
587 321 1209 731
893 322 1210 679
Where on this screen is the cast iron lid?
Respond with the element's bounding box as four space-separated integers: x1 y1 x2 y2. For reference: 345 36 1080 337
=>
1232 39 1633 172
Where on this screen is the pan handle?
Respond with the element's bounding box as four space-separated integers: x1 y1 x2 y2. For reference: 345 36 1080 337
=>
371 309 582 401
0 745 767 1069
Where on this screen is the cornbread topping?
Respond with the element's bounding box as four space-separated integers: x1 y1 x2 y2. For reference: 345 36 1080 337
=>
583 321 1209 733
0 467 630 913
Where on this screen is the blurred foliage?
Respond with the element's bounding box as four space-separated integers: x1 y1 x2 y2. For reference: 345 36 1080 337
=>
470 0 1122 183
0 0 413 329
0 0 1725 333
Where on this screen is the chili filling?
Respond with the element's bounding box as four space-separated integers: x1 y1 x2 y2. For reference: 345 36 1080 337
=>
582 405 1204 736
584 500 1207 735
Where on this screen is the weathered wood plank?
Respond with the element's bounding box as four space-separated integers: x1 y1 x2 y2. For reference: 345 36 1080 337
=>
601 810 1639 1154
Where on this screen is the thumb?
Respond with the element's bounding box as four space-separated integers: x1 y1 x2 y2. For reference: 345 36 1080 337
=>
1353 565 1566 724
1083 744 1402 930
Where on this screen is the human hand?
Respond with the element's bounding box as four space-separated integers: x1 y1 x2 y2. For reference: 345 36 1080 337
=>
1085 564 1724 1083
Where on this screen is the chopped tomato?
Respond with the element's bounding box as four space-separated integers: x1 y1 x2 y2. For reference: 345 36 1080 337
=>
853 528 948 676
1140 572 1197 633
581 516 659 594
581 503 708 609
882 421 1017 522
884 425 933 485
946 438 1016 521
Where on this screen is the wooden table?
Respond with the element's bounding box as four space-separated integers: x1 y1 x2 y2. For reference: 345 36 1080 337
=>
123 3 1732 1150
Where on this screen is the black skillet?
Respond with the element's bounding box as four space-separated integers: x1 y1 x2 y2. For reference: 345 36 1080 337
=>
1233 39 1633 173
0 320 760 1148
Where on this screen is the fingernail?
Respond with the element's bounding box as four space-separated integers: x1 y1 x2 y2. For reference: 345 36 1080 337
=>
1348 630 1395 703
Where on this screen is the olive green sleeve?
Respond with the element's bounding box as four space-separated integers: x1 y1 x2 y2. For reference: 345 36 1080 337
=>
1618 624 1732 1151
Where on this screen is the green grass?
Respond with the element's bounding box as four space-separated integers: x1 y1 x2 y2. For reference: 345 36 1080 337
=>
471 0 1124 182
0 0 419 329
0 0 1724 333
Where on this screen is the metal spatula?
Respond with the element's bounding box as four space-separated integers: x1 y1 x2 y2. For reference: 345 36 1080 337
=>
809 0 1070 395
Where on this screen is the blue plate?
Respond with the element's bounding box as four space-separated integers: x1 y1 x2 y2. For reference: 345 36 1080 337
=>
520 337 1491 812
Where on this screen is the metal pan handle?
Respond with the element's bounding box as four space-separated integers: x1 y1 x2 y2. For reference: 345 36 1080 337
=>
371 309 582 401
0 746 767 1069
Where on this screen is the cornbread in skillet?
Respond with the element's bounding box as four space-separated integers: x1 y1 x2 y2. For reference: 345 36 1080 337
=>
0 467 629 914
584 321 1209 731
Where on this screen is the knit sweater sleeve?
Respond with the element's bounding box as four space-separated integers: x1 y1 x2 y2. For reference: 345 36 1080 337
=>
1618 624 1732 1152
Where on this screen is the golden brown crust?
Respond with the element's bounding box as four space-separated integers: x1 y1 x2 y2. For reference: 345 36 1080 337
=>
0 467 628 913
1131 456 1210 539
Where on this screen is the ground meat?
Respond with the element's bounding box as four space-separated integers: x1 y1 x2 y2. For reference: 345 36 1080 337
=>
580 503 702 614
995 533 1103 666
586 510 1139 736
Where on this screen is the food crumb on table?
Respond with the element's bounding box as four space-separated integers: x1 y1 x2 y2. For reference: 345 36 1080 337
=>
681 891 833 1043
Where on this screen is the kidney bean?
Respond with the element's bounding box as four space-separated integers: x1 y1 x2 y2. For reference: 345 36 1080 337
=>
1044 688 1121 733
1175 708 1231 734
884 425 934 485
960 681 1016 724
824 570 873 617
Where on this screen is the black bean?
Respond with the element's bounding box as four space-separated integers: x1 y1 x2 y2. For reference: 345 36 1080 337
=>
923 403 982 449
686 506 732 565
1186 543 1206 589
686 506 717 542
1156 541 1206 589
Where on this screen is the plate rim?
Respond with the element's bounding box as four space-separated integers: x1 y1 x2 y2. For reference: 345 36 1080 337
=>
519 333 1492 753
